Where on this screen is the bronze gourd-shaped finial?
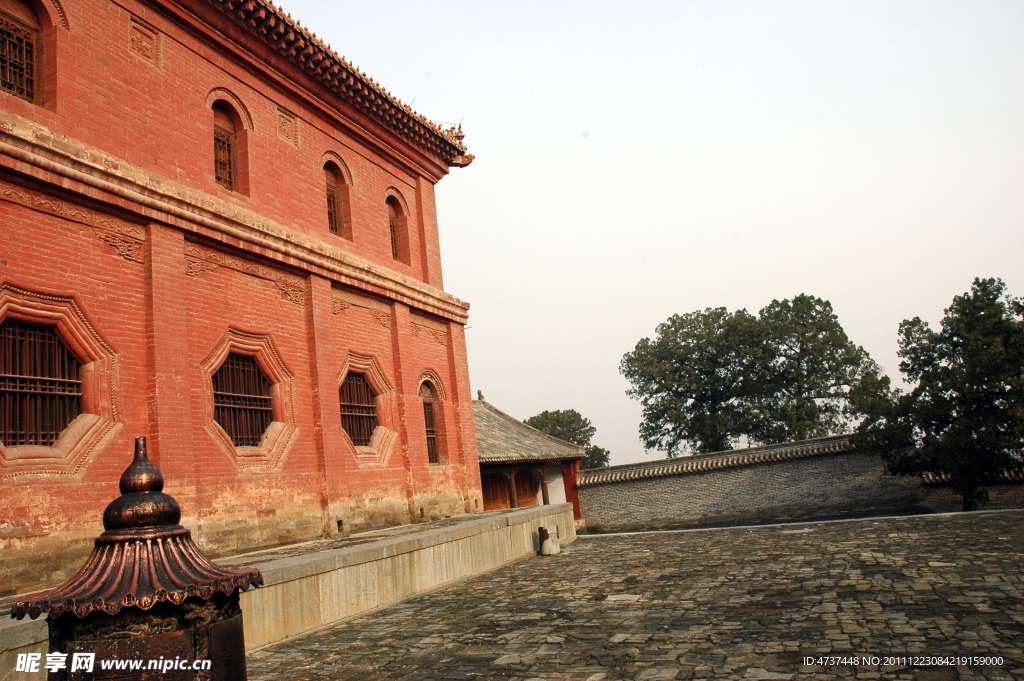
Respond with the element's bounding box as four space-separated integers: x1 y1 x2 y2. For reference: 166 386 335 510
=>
102 436 181 530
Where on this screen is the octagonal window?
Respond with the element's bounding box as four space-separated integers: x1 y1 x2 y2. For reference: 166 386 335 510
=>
0 319 82 446
213 353 272 447
339 372 377 447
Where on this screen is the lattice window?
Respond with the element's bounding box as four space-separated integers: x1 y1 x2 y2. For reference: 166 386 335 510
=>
0 14 34 103
324 164 352 239
212 354 272 447
214 128 234 191
423 401 437 463
0 320 82 447
340 373 377 447
326 182 340 235
387 201 400 260
419 382 439 464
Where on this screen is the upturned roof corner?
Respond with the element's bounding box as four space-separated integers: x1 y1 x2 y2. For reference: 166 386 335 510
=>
204 0 472 168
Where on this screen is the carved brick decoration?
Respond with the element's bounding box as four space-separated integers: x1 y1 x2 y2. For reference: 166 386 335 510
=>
411 324 447 346
184 243 306 304
0 180 146 263
205 88 254 131
331 288 392 327
96 233 144 262
417 369 447 401
199 328 298 470
129 18 161 67
0 284 122 477
41 0 68 29
184 256 218 278
338 353 398 467
331 288 389 312
410 313 448 346
277 108 299 147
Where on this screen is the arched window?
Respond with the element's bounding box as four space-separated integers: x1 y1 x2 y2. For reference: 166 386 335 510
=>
0 319 82 446
324 162 351 239
0 0 40 103
385 196 404 262
340 372 377 446
419 381 439 464
212 353 272 447
213 102 237 191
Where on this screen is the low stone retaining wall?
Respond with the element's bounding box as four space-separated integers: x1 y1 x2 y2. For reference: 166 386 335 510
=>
577 437 926 533
0 504 575 672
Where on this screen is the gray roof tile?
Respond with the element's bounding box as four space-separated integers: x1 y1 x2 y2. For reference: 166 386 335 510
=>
473 400 584 464
577 435 851 487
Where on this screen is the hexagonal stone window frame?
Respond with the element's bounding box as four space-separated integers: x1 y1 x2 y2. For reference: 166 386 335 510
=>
0 283 122 478
199 327 298 470
338 352 397 467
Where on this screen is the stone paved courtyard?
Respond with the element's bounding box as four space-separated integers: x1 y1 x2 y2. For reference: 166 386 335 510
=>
247 510 1024 681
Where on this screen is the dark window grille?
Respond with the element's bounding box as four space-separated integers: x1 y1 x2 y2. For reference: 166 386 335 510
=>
214 128 234 191
212 354 272 447
388 206 401 260
0 14 34 103
339 373 377 447
423 401 438 464
0 320 82 447
326 182 340 235
419 382 439 464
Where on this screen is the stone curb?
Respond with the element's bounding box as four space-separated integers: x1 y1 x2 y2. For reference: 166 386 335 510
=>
1 505 573 655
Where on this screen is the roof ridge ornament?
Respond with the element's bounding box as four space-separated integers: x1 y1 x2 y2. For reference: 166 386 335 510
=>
207 0 472 167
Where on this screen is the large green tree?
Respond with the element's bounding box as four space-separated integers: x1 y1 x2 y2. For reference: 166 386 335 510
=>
581 445 611 470
523 409 610 469
852 278 1024 511
621 296 879 456
619 307 762 455
748 294 881 444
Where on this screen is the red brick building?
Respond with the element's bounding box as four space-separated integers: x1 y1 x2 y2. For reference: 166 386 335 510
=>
0 0 481 596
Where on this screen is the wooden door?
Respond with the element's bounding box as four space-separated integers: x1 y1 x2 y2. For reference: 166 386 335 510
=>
481 472 510 511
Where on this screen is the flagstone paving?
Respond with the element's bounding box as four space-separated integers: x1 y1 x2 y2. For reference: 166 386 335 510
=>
246 510 1024 681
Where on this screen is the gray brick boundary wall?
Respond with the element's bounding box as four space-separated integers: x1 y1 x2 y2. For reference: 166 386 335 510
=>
576 436 1024 533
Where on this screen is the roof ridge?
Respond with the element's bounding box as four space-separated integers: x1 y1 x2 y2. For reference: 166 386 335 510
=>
576 435 852 487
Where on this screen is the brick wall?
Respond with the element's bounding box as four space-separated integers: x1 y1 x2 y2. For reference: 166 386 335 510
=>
577 439 1024 533
0 0 481 596
577 440 923 533
920 486 1024 513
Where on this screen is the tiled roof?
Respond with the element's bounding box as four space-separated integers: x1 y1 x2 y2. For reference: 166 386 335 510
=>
577 436 851 488
921 469 1024 485
473 400 584 464
205 0 473 167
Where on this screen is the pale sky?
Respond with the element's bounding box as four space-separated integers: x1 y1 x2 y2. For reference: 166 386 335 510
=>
286 0 1024 465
